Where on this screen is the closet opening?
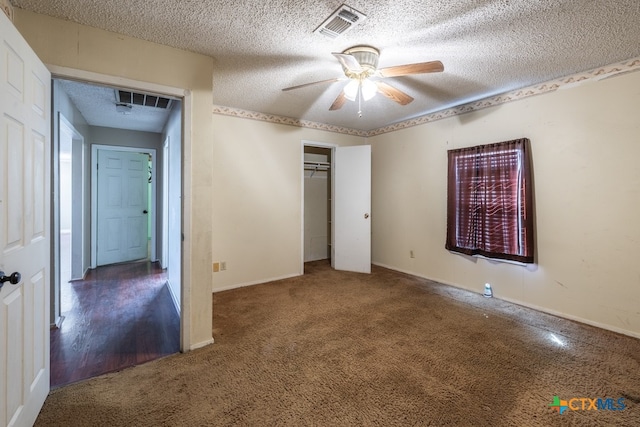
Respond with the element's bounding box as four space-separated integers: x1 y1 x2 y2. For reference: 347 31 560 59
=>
303 145 332 266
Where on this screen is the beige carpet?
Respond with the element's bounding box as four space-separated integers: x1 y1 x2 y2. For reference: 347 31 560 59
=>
36 261 640 426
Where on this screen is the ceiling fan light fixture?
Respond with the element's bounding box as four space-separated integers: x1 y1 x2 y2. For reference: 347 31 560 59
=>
343 79 359 101
344 78 377 102
342 46 379 77
361 79 377 101
281 43 443 112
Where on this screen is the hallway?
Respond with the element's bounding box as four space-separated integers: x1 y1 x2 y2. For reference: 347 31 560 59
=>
50 261 180 388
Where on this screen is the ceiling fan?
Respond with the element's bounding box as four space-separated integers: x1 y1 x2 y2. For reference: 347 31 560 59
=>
282 45 444 112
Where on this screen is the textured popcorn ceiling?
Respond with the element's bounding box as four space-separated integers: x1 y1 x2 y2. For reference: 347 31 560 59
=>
13 0 640 132
57 80 174 132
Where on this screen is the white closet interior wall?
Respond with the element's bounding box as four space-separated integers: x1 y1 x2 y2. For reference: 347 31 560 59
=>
303 147 331 262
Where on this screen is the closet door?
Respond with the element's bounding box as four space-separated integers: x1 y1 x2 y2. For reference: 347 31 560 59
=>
332 145 371 273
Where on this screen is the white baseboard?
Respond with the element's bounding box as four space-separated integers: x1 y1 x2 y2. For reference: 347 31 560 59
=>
190 338 214 351
50 315 65 330
165 280 180 315
372 262 640 340
497 296 640 340
213 273 301 293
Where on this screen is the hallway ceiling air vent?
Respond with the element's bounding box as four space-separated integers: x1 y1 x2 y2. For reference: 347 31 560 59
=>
115 90 173 109
314 4 366 39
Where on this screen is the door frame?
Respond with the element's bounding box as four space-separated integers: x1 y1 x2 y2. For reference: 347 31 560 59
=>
91 144 157 267
161 137 170 269
52 112 85 326
48 65 193 351
59 113 85 280
300 140 337 274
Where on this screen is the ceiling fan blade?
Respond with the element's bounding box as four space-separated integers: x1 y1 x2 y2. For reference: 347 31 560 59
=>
282 77 342 91
329 91 347 111
378 60 444 78
332 53 362 73
375 81 414 105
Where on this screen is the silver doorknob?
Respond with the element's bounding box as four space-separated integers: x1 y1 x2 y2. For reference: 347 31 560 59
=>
0 271 21 290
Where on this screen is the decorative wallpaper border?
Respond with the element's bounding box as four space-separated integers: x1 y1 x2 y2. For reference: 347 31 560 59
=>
213 56 640 138
211 106 369 137
1 0 14 21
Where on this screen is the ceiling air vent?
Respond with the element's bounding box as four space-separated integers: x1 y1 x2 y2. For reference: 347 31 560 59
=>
115 90 173 109
314 4 366 39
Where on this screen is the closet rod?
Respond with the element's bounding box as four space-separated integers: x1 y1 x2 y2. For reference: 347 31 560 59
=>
304 161 330 178
303 160 331 168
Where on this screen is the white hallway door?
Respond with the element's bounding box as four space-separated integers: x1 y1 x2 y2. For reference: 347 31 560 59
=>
0 10 51 427
332 145 371 274
96 150 149 266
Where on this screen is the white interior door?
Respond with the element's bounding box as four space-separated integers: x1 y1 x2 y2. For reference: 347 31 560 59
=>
0 11 51 426
332 145 371 273
96 150 149 266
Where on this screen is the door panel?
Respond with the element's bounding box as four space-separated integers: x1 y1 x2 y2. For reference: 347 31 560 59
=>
97 150 149 265
332 145 371 273
1 10 51 426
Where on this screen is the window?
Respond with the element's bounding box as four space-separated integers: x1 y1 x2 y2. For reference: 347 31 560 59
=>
446 138 534 263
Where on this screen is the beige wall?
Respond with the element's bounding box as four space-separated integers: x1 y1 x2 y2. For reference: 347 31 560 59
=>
211 115 362 290
14 10 214 349
370 71 640 337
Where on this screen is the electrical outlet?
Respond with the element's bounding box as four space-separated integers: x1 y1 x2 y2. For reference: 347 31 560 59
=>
213 262 220 272
410 250 415 258
220 261 226 271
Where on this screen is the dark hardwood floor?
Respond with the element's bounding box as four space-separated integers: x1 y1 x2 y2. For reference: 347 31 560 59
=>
50 260 180 388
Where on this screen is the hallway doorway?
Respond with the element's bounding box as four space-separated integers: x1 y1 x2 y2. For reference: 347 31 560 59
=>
51 77 184 384
50 261 179 388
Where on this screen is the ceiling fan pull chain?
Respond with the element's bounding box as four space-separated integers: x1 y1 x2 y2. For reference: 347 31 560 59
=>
358 81 363 117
